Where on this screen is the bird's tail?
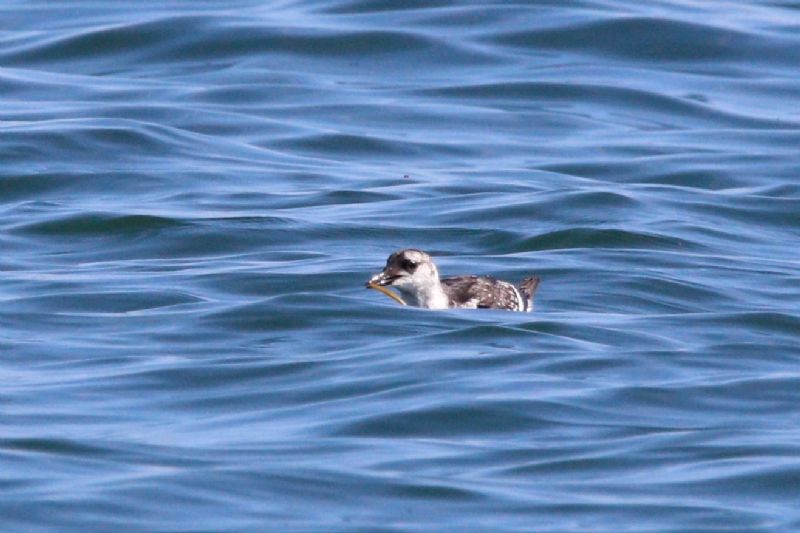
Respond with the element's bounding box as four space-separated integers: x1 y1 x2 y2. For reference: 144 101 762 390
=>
518 276 541 312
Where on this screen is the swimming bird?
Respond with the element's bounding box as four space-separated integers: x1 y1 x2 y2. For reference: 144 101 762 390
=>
366 249 540 311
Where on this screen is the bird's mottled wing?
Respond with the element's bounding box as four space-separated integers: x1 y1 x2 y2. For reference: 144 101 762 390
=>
441 275 521 310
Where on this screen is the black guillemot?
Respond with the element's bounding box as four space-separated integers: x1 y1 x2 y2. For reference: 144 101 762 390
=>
366 249 540 312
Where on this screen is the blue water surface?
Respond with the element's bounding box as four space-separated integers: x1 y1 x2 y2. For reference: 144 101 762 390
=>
1 1 799 531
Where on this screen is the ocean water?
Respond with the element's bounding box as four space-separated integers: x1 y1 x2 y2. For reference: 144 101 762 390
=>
2 1 799 531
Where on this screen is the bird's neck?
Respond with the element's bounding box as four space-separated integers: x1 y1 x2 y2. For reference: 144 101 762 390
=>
400 276 450 309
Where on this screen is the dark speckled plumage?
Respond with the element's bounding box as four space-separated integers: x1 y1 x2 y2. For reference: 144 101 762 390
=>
441 275 524 311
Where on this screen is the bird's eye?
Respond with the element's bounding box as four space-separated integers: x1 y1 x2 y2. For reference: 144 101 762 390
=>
401 259 418 273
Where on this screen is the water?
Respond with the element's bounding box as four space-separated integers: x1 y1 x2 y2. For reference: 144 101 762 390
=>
2 1 799 531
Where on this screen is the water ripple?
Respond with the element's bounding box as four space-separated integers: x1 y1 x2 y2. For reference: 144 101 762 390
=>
2 0 799 531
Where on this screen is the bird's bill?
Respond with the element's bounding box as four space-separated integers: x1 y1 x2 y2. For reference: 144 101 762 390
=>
365 270 399 287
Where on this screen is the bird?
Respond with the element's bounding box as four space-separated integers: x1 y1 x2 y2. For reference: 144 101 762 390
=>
366 249 540 312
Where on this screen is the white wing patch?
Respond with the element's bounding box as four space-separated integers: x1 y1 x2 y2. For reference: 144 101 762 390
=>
511 283 525 312
456 297 481 309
